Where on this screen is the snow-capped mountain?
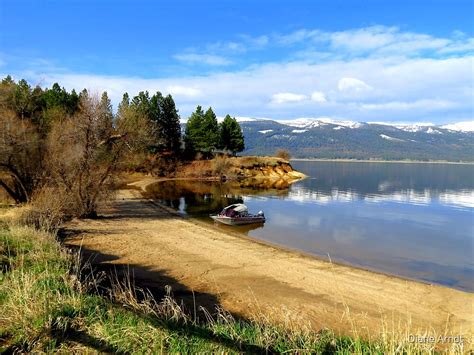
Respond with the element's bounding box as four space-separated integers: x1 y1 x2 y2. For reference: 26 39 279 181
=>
240 117 474 133
278 117 363 129
236 118 474 161
441 121 474 132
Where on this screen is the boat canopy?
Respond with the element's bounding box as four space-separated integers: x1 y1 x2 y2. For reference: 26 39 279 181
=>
223 204 248 213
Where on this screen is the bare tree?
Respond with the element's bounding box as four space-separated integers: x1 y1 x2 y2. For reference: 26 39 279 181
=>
46 94 127 218
0 108 45 203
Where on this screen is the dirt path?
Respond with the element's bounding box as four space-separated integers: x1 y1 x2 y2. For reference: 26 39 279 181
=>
64 178 473 340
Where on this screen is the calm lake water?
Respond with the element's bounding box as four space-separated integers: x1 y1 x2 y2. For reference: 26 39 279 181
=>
146 161 474 292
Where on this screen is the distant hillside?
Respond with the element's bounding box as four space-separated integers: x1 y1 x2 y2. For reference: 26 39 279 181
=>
235 118 474 161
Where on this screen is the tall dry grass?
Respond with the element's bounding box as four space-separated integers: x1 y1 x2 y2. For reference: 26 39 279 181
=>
1 208 471 353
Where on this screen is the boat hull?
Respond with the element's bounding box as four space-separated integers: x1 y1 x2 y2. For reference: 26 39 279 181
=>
210 215 265 225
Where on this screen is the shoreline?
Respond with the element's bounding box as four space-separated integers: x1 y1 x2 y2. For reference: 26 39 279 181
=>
290 158 474 165
63 177 473 337
138 175 471 292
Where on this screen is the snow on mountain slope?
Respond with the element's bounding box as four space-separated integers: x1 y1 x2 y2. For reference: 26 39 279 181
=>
278 117 361 129
380 134 405 142
441 121 474 132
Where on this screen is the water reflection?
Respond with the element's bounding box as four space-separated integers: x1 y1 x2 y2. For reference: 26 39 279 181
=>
289 161 474 210
145 179 290 216
146 162 474 292
287 186 474 209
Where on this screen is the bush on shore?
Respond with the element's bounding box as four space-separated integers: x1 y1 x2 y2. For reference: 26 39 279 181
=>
276 148 291 161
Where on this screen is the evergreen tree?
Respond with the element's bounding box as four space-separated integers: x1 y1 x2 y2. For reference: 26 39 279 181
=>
131 91 151 118
184 105 204 156
68 89 79 114
219 114 245 154
9 80 44 122
39 83 80 116
115 92 153 154
149 91 163 150
1 75 14 85
97 91 114 140
203 107 219 149
117 92 130 118
160 94 181 153
79 88 89 103
184 106 221 156
13 79 33 119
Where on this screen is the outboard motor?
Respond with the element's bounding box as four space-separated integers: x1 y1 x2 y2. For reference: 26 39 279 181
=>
257 211 264 217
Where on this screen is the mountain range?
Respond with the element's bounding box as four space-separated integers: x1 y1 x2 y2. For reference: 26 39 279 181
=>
234 118 474 161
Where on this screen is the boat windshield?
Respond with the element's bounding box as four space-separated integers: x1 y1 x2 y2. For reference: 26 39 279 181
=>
220 204 248 217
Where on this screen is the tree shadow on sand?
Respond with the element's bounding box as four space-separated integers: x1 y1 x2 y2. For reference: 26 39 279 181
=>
57 229 271 353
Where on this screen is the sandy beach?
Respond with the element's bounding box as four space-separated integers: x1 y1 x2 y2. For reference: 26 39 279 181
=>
63 178 473 341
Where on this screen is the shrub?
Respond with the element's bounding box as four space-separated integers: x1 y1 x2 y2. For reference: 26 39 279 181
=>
213 155 232 179
275 149 291 161
23 187 70 231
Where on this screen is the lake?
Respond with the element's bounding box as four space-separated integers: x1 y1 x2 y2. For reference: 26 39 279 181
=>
146 161 474 292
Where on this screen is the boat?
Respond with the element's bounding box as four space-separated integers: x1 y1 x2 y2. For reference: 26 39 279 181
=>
210 203 265 225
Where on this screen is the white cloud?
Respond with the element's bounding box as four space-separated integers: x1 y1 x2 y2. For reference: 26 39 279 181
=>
167 85 201 97
238 34 269 48
271 92 307 104
361 99 457 111
11 54 471 122
329 26 397 51
310 91 327 102
173 53 232 66
5 26 473 124
338 77 373 93
438 38 474 54
273 25 472 58
275 29 321 45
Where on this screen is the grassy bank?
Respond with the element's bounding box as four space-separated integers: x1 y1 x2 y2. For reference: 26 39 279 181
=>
0 211 467 353
0 218 373 353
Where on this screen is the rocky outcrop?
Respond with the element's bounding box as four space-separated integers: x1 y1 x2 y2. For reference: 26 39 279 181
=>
235 161 306 180
168 156 306 182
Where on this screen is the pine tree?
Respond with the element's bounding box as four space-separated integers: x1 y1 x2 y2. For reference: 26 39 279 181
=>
202 107 219 150
97 91 114 140
184 105 205 156
117 92 130 118
79 88 89 102
68 89 79 114
131 91 149 114
220 114 245 154
160 94 181 153
1 75 14 85
13 79 32 119
149 91 163 151
41 83 79 115
115 92 152 153
184 106 223 157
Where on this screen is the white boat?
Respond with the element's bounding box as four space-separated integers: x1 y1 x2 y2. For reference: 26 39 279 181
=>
210 204 265 225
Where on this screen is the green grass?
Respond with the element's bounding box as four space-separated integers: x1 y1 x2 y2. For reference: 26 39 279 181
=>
0 219 467 353
0 222 367 353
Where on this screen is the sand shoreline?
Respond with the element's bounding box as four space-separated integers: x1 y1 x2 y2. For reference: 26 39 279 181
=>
63 177 473 340
137 176 470 292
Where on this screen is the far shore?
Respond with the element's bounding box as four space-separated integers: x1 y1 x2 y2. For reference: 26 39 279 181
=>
63 177 473 338
290 158 474 165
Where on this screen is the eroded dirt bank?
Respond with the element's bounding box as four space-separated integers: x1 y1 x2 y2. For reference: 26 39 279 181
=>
63 178 473 341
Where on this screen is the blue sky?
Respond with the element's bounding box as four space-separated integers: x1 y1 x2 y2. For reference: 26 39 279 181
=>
1 0 473 124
